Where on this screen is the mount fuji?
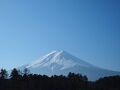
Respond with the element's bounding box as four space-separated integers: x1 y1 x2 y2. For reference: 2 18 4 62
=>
19 50 120 81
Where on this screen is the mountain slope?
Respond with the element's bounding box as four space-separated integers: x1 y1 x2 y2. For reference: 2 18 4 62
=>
19 50 120 81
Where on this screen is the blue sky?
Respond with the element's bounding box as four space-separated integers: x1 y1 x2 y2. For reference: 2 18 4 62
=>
0 0 120 71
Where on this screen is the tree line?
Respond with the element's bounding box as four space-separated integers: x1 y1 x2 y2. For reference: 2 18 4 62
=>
0 68 120 90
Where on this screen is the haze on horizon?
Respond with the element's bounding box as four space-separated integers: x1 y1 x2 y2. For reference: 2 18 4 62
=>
0 0 120 71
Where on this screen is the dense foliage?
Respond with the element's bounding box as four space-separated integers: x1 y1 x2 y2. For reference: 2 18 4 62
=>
0 68 120 90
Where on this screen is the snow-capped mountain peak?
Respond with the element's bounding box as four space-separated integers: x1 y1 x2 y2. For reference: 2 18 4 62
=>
19 50 120 81
26 50 93 69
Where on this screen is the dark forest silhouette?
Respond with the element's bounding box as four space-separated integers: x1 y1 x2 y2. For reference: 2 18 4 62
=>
0 68 120 90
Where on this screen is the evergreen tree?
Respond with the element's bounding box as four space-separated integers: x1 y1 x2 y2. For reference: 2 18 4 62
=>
0 69 8 79
23 68 30 80
23 68 30 75
10 68 21 80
